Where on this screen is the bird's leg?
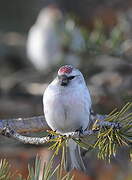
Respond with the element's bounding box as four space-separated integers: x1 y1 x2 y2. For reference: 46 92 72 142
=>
47 129 57 139
75 126 84 136
47 134 53 139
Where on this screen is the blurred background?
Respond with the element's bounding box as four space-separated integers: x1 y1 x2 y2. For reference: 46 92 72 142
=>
0 0 132 179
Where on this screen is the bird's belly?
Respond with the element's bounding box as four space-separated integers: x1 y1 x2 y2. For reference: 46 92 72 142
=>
45 94 89 134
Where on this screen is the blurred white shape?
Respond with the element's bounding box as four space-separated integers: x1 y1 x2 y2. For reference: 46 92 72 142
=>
27 6 62 71
27 5 85 72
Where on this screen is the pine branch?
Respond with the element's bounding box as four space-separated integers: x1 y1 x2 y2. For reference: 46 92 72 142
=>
0 118 124 144
90 102 132 161
1 103 132 162
0 114 105 134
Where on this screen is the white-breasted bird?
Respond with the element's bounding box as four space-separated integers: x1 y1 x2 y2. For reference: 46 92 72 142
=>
43 65 92 171
27 6 85 72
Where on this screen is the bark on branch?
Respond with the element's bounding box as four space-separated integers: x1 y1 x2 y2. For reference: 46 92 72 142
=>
0 114 121 145
0 116 48 134
0 114 107 134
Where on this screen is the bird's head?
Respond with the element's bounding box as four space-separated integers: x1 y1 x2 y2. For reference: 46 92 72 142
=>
57 65 85 87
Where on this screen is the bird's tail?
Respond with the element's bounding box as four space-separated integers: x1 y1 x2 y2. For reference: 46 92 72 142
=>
65 139 86 172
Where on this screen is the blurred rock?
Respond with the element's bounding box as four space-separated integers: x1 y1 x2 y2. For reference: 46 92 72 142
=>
86 55 132 112
121 39 132 59
90 71 122 93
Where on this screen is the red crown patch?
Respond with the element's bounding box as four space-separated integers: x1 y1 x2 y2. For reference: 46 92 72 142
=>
58 65 73 74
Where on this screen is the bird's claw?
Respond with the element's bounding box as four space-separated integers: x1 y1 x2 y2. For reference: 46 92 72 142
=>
47 134 54 139
47 129 57 139
75 127 84 137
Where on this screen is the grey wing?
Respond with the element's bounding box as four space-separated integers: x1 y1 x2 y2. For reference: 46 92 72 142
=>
84 87 92 128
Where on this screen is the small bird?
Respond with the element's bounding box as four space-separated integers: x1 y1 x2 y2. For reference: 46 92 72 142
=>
27 6 85 72
43 65 92 171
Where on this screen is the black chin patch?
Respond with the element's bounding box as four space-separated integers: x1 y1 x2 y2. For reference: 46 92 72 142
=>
61 81 68 86
58 75 69 86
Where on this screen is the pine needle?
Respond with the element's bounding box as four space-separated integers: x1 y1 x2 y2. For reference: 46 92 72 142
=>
94 102 132 161
0 159 12 180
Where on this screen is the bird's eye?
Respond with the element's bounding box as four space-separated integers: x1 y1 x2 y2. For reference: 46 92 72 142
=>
68 76 75 80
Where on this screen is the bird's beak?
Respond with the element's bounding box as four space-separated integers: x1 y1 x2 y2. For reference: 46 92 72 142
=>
58 75 69 86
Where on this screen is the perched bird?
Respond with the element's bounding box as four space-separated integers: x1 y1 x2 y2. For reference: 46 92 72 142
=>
27 6 63 71
43 65 92 171
27 6 85 72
